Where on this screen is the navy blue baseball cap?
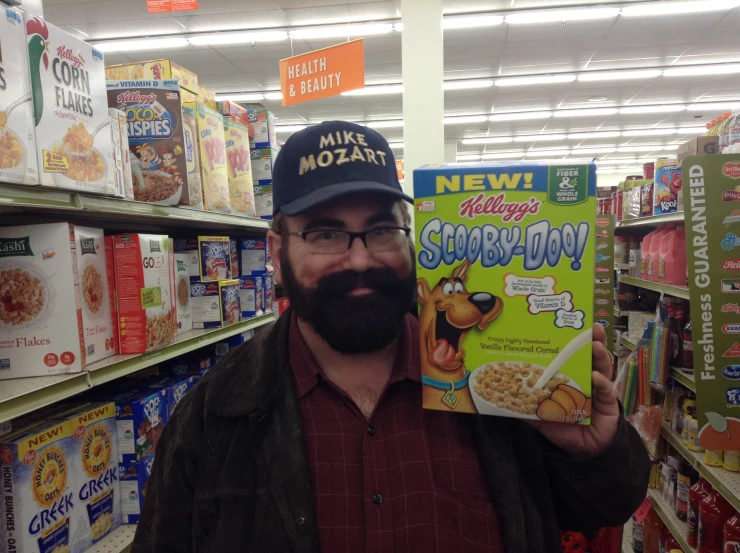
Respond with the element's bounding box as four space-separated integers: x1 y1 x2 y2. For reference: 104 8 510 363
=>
272 120 412 216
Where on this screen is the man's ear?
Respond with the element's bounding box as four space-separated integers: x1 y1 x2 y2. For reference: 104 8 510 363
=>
417 278 430 303
267 230 282 286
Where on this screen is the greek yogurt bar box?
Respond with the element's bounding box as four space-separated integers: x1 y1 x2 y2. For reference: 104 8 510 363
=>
413 161 596 424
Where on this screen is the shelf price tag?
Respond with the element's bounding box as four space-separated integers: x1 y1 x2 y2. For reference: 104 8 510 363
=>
633 496 653 524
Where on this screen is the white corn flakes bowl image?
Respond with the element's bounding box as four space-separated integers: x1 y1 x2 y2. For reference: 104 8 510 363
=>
80 258 107 320
49 141 109 192
469 361 581 420
137 170 183 206
204 174 231 213
0 260 54 332
0 128 28 179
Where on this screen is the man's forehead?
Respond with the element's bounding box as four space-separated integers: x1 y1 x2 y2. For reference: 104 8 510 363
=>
289 195 400 224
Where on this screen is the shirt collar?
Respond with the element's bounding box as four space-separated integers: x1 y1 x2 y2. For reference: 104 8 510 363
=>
288 312 421 399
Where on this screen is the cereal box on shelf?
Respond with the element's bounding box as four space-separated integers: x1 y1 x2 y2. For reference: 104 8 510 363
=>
223 117 256 217
198 85 217 110
239 237 267 276
413 161 596 422
111 234 175 354
26 18 115 194
119 453 153 524
0 6 39 186
217 100 250 127
152 374 197 416
103 237 119 354
107 112 124 197
238 276 257 318
251 147 277 183
264 273 273 313
74 226 116 365
219 279 241 326
113 108 134 200
180 103 204 209
653 158 682 215
190 280 222 329
173 237 199 281
0 223 86 380
247 108 276 149
104 60 198 94
229 239 238 279
173 252 193 335
114 387 168 464
198 235 231 282
107 80 187 206
253 182 274 220
188 102 230 213
255 275 265 315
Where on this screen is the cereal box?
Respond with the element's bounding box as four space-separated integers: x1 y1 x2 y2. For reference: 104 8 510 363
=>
173 252 192 335
104 60 198 94
111 234 175 354
173 237 199 281
229 239 238 279
223 117 256 217
180 103 204 209
0 223 86 380
188 102 230 213
118 453 153 524
103 237 118 354
190 280 222 329
653 158 682 215
107 80 187 206
0 420 80 553
68 403 121 548
74 226 116 365
239 237 267 276
114 387 168 465
219 279 240 326
198 85 217 110
413 161 596 423
107 113 124 197
247 109 276 149
255 275 265 316
0 6 39 185
113 108 134 200
160 375 197 416
238 276 257 318
216 100 250 127
264 273 273 313
26 18 115 195
198 236 231 282
251 147 278 183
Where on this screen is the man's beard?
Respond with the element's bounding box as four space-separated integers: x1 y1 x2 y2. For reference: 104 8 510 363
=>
281 248 416 354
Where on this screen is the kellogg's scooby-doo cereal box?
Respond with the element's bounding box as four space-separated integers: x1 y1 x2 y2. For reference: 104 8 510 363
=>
414 161 596 424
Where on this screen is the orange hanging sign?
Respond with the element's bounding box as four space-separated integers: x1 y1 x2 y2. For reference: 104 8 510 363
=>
279 39 365 107
396 160 404 181
146 0 197 13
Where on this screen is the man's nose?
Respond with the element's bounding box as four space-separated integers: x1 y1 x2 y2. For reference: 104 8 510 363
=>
344 235 374 272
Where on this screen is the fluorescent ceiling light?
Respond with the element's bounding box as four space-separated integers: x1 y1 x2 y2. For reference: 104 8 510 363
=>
663 64 740 77
621 128 677 137
365 120 404 129
572 147 618 154
481 151 525 159
596 169 618 174
450 161 481 166
188 30 288 45
617 145 665 152
489 111 552 122
276 125 307 133
215 93 264 102
524 149 571 157
505 7 620 24
622 0 740 17
687 101 740 111
663 145 680 150
554 108 618 117
568 131 622 139
462 136 514 145
94 36 189 52
443 14 504 29
457 154 482 161
619 105 686 114
495 74 576 87
263 92 283 100
444 115 489 125
514 134 567 142
389 142 404 149
342 84 403 96
577 69 663 82
677 126 709 133
616 166 647 172
444 79 494 90
289 23 393 40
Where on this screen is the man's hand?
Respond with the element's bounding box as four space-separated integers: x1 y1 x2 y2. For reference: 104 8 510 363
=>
528 323 620 457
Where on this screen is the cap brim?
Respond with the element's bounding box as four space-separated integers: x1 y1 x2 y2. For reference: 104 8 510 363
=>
278 181 413 216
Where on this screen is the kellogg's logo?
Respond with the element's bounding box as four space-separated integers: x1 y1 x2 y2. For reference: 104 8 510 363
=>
56 46 85 68
115 91 156 105
724 259 740 270
458 193 541 222
723 303 740 314
724 163 740 179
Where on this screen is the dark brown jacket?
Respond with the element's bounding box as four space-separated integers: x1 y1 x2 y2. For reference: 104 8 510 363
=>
132 309 650 553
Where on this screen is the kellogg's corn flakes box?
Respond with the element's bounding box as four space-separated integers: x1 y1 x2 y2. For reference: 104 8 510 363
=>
413 161 596 424
25 18 115 195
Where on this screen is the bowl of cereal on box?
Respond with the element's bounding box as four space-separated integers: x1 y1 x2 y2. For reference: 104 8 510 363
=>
80 259 106 319
0 126 28 178
0 261 54 332
470 361 588 423
50 140 108 190
135 170 183 205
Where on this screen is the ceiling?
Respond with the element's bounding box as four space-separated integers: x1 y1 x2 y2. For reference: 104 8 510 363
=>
43 0 740 170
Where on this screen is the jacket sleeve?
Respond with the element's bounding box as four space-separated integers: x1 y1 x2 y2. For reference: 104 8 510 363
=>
543 413 651 535
130 390 203 553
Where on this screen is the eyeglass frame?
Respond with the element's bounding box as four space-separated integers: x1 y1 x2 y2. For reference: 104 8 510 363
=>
279 226 412 253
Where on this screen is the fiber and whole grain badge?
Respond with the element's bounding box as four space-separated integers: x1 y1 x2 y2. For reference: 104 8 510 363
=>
413 162 596 423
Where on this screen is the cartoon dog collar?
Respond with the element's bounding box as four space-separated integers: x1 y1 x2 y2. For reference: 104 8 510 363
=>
422 370 471 409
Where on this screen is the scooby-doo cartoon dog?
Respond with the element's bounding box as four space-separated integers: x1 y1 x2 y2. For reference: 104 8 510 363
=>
418 259 503 411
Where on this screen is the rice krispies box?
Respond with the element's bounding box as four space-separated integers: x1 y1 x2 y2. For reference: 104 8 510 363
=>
0 223 86 380
0 7 39 185
413 162 596 423
26 18 115 195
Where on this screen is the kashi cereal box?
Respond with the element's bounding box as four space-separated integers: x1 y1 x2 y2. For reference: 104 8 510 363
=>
25 18 115 195
106 80 186 206
111 234 175 354
413 161 596 423
118 453 153 524
114 388 168 465
180 103 204 209
189 280 221 329
223 117 256 217
0 420 80 553
68 403 121 548
238 237 267 276
218 279 240 326
173 252 193 335
187 102 230 213
198 236 231 282
104 60 198 94
0 7 39 185
73 226 116 365
0 223 86 380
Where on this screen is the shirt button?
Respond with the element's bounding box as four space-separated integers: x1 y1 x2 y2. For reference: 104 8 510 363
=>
373 493 383 505
367 425 376 436
296 516 306 526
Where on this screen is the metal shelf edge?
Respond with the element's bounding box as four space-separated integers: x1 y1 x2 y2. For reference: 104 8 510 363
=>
647 488 697 553
618 275 691 299
670 367 696 391
617 213 686 228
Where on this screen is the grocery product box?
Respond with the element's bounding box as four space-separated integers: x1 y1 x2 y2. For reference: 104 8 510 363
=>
173 252 193 335
160 375 197 416
188 102 231 213
1 0 42 17
251 147 278 183
239 237 267 276
653 158 682 215
112 234 175 354
107 112 124 197
264 273 273 313
114 387 168 464
0 6 39 185
219 279 241 326
198 235 231 281
107 80 187 206
256 274 265 315
119 453 154 524
217 100 251 129
180 103 204 209
199 86 217 110
105 60 198 94
238 276 257 318
0 223 86 379
113 108 134 200
190 280 222 329
224 117 256 217
413 161 596 422
254 182 274 220
103 237 119 354
173 237 200 282
677 135 719 169
247 109 276 149
74 226 116 365
229 239 238 279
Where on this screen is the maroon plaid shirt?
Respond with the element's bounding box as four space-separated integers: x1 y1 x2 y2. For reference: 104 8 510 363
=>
289 314 505 553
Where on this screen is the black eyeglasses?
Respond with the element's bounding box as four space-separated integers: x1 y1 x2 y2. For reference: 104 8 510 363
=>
280 226 411 254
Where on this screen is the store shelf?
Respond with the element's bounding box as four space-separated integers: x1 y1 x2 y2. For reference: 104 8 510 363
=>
622 517 635 553
88 524 136 553
618 275 691 300
615 263 631 271
670 367 696 391
620 335 637 351
0 183 270 232
0 312 276 425
617 213 686 228
647 488 697 553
